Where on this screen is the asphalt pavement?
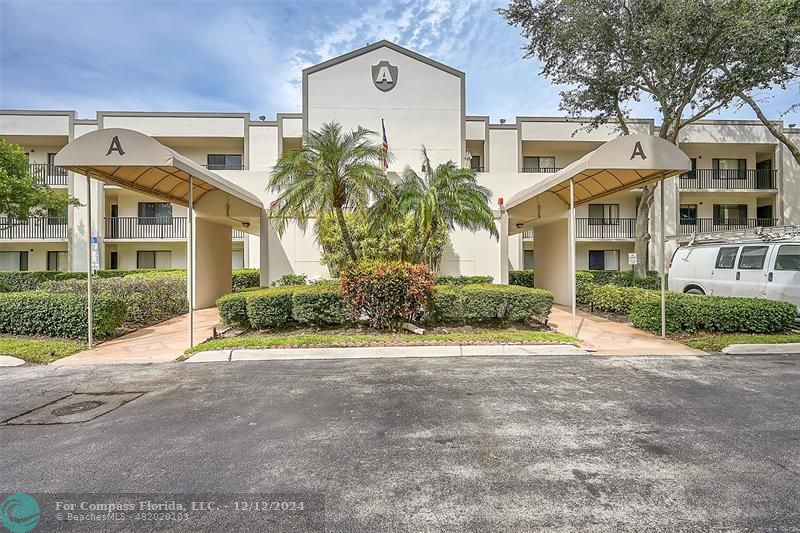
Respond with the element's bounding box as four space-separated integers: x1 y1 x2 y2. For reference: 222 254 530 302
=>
1 354 798 531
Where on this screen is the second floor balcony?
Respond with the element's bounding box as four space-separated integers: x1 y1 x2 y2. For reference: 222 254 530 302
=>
521 166 563 173
576 218 636 240
29 163 68 186
105 217 186 240
678 169 777 190
0 217 68 240
678 217 778 235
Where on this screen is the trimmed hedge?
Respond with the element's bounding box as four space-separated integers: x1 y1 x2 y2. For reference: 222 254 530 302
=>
575 270 664 304
0 271 86 292
428 284 554 325
435 275 493 286
631 294 797 334
0 291 126 339
219 285 348 330
42 272 187 328
232 269 260 292
509 269 535 287
588 285 660 315
272 273 308 287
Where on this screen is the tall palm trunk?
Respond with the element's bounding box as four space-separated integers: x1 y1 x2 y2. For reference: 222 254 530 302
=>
335 207 358 263
412 220 436 264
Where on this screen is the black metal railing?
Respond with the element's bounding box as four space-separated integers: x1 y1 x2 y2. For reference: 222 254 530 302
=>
522 167 563 173
202 164 246 171
29 163 68 186
471 166 485 172
576 218 636 239
678 218 778 235
0 217 68 239
105 217 187 239
678 169 777 190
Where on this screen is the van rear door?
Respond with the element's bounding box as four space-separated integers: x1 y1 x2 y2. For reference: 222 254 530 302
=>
765 244 800 307
732 245 769 298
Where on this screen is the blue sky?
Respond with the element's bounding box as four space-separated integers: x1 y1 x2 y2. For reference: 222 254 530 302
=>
1 0 798 125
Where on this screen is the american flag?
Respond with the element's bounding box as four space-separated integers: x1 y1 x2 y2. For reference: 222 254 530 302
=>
381 118 389 170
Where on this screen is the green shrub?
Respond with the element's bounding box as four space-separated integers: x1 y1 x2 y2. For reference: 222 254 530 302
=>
95 268 186 279
216 291 253 328
232 269 260 291
291 285 347 326
42 273 187 328
341 261 435 329
272 273 307 287
588 285 660 314
0 271 85 291
435 275 493 286
310 278 340 286
631 295 797 334
0 291 126 339
575 271 596 303
246 287 295 329
0 282 9 293
509 270 535 287
428 284 554 325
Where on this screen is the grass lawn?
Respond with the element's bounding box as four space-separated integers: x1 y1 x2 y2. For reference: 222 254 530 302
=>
682 333 800 352
0 337 86 364
187 329 578 354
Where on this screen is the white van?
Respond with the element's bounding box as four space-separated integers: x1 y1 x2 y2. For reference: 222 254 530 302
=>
668 238 800 308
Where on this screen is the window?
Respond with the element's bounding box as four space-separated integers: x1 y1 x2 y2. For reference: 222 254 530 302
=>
136 251 171 269
47 251 67 271
679 204 698 225
775 245 800 271
470 155 482 171
713 204 747 225
588 250 620 271
206 154 242 170
713 158 746 179
138 202 173 225
522 156 556 171
738 246 768 270
232 249 245 270
0 251 28 271
110 251 119 270
715 247 739 269
587 204 619 225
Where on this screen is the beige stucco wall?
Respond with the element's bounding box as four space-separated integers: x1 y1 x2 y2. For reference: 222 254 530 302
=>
100 115 246 138
531 219 570 304
488 129 517 173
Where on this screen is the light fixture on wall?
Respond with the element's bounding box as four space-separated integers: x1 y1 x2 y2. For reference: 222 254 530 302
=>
259 115 266 121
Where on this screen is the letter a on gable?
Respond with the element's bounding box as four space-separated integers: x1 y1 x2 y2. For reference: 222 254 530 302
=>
371 60 398 92
630 141 647 161
106 135 125 156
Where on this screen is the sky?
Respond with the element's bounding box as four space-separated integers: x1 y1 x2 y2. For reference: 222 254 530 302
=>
1 0 798 126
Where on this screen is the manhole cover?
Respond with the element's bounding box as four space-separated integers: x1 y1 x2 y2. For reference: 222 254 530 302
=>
52 400 105 416
2 392 143 425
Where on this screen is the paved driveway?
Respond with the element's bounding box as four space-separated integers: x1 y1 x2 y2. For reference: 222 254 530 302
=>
1 355 798 531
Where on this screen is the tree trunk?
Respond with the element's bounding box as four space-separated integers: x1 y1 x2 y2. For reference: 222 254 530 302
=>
739 91 800 167
335 207 358 263
412 229 433 264
633 185 655 278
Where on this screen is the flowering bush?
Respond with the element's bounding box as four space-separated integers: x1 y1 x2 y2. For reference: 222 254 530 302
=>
340 261 435 329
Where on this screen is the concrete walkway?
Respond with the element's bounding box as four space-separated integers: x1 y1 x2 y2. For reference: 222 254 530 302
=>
548 305 705 356
52 308 221 366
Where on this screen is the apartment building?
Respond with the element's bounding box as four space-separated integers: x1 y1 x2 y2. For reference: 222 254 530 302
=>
2 41 799 281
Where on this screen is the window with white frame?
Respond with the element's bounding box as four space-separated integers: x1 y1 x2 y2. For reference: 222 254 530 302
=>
136 250 172 269
588 250 620 271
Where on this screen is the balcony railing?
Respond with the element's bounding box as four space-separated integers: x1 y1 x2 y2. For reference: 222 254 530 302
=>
471 166 485 172
576 218 636 239
105 217 187 239
202 164 245 171
678 169 777 190
29 163 68 186
522 167 563 173
232 228 246 239
678 218 778 235
0 217 68 239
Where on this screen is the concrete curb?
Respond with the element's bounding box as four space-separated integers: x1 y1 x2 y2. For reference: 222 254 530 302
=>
185 344 589 362
0 355 26 367
722 343 800 355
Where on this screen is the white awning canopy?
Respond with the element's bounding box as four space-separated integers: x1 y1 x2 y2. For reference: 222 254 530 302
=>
505 134 691 232
55 128 263 210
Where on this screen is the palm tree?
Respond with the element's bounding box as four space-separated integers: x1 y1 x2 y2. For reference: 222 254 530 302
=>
268 121 390 263
374 148 498 264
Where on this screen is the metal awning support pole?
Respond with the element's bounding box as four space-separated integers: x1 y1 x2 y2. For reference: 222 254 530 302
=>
660 172 666 338
569 178 577 337
86 173 93 349
188 174 194 348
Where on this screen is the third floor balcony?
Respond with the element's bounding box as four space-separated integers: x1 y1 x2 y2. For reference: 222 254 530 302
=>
104 217 248 240
678 169 777 191
0 217 68 240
